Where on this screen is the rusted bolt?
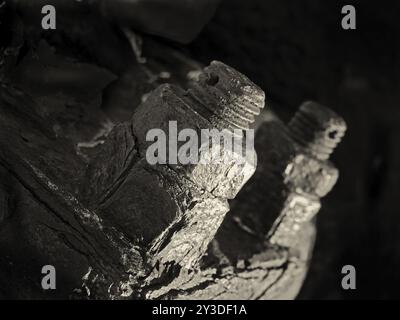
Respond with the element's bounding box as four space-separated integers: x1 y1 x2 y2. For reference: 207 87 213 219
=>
268 101 346 246
153 101 347 300
288 101 347 161
212 101 346 287
88 61 265 274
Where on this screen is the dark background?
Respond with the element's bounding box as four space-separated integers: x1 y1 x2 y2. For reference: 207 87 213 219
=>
189 0 400 299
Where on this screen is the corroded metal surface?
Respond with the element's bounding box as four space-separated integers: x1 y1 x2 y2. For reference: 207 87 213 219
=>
0 2 346 299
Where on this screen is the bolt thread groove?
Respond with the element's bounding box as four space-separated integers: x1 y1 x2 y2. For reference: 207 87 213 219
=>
188 61 265 130
288 101 347 160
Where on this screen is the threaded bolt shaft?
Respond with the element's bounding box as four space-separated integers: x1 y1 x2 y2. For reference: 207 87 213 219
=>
188 61 265 130
288 101 347 160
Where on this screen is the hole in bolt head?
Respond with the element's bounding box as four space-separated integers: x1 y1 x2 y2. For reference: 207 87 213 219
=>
328 130 338 139
205 72 219 86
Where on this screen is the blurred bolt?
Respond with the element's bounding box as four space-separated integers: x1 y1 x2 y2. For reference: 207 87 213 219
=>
288 101 347 161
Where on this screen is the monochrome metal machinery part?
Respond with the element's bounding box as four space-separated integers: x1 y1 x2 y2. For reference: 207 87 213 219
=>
141 101 346 300
0 4 347 299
